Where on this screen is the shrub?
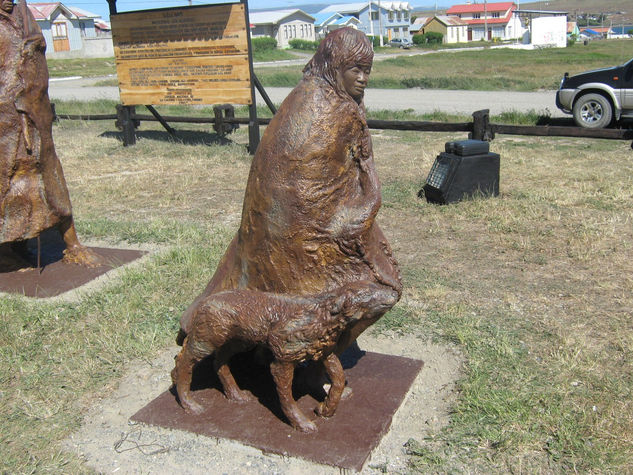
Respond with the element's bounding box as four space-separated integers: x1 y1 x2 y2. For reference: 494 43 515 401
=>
370 35 388 48
412 34 425 45
251 36 277 51
412 32 444 45
288 39 320 50
424 31 443 44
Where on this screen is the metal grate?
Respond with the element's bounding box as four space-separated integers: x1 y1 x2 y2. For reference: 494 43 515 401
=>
425 159 450 188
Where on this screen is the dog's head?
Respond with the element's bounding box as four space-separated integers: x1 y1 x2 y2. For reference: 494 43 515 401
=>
327 281 399 320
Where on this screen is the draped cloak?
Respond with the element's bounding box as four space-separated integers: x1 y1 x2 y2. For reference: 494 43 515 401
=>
0 0 74 244
180 72 402 337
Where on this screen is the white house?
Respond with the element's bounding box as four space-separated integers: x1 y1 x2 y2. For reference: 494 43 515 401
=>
249 9 315 48
446 2 523 41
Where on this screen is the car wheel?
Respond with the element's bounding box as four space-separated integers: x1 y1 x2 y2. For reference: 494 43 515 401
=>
572 93 613 129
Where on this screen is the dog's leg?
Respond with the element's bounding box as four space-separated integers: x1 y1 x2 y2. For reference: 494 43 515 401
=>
270 360 316 432
214 344 253 402
316 353 345 417
174 341 205 415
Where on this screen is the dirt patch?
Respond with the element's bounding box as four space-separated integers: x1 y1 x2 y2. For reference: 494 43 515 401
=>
65 333 462 474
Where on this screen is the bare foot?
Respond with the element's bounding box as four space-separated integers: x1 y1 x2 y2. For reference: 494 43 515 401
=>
62 245 106 267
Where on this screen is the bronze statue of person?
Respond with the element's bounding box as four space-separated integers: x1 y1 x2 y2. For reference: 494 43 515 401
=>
0 0 102 266
178 27 401 359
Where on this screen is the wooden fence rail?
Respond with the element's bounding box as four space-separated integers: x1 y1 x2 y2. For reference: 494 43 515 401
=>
52 106 633 149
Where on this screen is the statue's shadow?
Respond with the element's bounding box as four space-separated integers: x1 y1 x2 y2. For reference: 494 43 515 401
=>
170 344 365 424
99 129 237 146
1 227 66 272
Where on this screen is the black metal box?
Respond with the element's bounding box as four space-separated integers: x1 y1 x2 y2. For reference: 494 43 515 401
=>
421 140 500 205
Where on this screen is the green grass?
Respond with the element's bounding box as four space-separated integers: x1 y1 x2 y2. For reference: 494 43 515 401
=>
255 38 633 91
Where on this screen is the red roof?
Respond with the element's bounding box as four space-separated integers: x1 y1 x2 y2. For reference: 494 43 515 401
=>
446 2 515 26
447 2 514 14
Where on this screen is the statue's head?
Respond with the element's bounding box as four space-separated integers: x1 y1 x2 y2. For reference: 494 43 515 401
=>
1 0 15 13
303 27 374 102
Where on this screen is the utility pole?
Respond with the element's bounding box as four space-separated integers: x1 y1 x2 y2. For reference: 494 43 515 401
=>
484 0 488 41
368 0 374 37
378 0 383 46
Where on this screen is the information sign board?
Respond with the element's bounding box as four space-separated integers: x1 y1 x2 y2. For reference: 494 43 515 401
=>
111 3 251 105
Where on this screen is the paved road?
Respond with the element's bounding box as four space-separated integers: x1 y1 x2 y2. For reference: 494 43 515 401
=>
48 75 564 117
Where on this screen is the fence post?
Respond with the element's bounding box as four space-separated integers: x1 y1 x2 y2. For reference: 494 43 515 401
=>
115 104 137 146
470 109 495 142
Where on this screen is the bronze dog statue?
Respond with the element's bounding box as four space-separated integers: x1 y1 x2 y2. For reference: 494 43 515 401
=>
172 280 398 432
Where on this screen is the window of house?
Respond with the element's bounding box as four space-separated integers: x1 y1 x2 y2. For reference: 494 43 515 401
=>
492 12 500 18
397 12 401 21
79 22 86 37
52 22 68 38
404 12 408 21
388 12 394 21
292 25 296 38
300 24 304 37
473 13 480 19
371 11 378 21
284 25 288 38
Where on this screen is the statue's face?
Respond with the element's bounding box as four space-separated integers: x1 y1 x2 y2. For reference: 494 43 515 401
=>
1 0 14 13
338 62 371 101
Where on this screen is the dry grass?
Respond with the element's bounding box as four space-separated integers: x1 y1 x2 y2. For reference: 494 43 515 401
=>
1 118 632 472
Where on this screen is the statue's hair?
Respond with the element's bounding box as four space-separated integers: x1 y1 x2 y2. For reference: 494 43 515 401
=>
303 27 373 92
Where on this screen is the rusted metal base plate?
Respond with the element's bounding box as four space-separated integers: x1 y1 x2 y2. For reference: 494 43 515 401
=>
131 349 424 471
0 234 146 297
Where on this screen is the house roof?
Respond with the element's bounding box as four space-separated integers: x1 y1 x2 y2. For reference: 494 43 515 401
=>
312 12 341 26
319 1 411 14
580 26 611 33
412 16 430 25
332 15 360 26
319 2 369 14
447 2 514 15
28 2 99 20
433 15 467 27
249 9 314 26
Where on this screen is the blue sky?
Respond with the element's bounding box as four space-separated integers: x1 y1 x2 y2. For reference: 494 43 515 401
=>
68 0 467 23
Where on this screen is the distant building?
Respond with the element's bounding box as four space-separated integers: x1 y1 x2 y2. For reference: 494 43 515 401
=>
566 21 580 38
319 1 413 41
610 25 633 38
313 12 360 39
249 9 315 48
28 2 112 58
579 26 613 39
446 1 523 41
409 16 430 35
420 15 468 43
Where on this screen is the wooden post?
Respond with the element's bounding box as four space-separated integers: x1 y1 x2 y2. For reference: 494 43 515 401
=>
242 0 260 154
470 109 495 142
116 104 137 146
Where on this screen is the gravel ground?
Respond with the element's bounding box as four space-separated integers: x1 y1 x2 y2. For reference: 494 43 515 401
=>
64 333 463 474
